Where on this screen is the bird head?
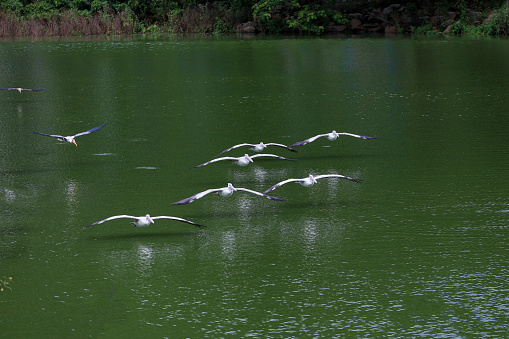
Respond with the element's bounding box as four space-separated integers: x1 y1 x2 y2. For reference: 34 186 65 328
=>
146 214 155 223
227 183 236 191
309 175 318 184
244 154 254 163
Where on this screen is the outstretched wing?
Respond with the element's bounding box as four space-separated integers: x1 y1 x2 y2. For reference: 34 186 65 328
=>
83 215 137 229
171 188 221 205
290 133 329 147
263 178 304 194
151 216 204 228
192 157 239 169
336 132 378 140
73 123 107 138
31 131 64 139
314 174 362 183
265 143 298 153
250 154 296 161
235 187 287 201
1 88 43 91
215 143 254 156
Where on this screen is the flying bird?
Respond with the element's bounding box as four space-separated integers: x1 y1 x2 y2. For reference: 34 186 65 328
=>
172 183 286 205
32 123 106 146
216 142 297 156
193 153 296 169
290 131 378 147
1 87 43 93
83 214 203 229
263 174 362 194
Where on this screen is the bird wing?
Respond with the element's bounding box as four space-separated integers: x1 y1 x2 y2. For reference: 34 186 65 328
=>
250 154 296 161
263 178 302 194
336 132 378 139
31 131 65 139
314 174 362 183
192 157 239 169
289 133 329 147
151 216 204 228
216 143 254 156
265 143 298 152
73 123 107 138
1 88 43 91
83 215 137 229
171 188 221 205
235 187 287 201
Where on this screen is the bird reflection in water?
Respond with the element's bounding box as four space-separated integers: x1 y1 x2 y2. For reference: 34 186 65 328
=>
137 244 154 275
65 179 79 216
221 231 237 263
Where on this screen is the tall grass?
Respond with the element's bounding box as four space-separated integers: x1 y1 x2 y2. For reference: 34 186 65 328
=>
0 9 136 37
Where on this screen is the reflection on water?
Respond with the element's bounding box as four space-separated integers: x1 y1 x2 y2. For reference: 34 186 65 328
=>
302 218 318 249
64 179 79 216
220 230 237 263
136 244 154 277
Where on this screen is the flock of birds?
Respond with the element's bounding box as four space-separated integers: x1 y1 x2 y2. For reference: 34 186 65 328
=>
6 87 378 232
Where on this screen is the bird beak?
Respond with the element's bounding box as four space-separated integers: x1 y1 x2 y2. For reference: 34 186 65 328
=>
72 139 77 146
149 217 155 223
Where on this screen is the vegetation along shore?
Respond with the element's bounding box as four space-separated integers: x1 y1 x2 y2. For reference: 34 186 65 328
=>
1 0 508 37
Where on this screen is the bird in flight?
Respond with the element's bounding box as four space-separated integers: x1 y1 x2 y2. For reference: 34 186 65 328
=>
32 123 106 146
1 87 43 93
216 142 297 156
290 131 378 147
263 174 362 194
193 153 296 169
83 214 204 229
172 183 286 205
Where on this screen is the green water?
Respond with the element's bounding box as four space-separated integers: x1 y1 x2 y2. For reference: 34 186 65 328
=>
1 35 508 337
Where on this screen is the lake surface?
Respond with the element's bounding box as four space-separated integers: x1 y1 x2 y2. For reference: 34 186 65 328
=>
1 34 508 337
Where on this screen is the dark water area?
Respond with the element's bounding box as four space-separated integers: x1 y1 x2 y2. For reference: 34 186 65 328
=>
1 34 508 337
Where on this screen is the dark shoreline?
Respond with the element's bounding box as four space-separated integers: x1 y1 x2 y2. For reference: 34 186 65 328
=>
1 1 508 37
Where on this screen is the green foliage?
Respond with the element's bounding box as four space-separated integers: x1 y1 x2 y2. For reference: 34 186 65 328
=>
479 3 509 35
329 10 348 26
411 23 440 34
23 1 59 18
287 4 327 34
252 0 281 27
0 0 24 15
141 24 162 33
252 0 348 34
91 0 109 13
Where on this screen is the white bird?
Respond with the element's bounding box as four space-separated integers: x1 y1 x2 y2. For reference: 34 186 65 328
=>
1 87 43 93
263 174 362 194
193 153 296 169
83 214 203 229
290 130 378 147
216 142 297 156
32 123 106 146
172 183 286 205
